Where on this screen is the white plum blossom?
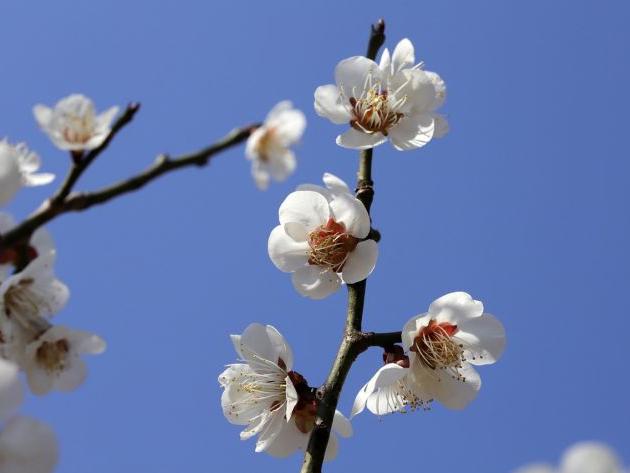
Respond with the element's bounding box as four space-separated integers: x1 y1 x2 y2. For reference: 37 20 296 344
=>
268 173 378 299
352 292 505 415
315 38 448 150
0 140 54 206
514 442 624 473
246 101 306 190
219 324 352 460
33 94 119 151
0 417 58 473
21 325 106 395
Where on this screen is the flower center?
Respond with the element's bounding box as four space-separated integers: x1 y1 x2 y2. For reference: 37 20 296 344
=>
349 88 405 135
61 114 95 145
35 338 70 372
308 218 359 273
255 128 277 163
411 320 463 371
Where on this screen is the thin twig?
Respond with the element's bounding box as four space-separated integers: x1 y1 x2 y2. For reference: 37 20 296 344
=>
301 18 386 473
0 119 258 253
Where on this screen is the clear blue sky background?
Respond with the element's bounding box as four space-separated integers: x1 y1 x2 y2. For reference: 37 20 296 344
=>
1 1 628 472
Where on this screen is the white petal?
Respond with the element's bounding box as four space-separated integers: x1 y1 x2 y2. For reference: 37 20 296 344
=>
323 433 339 462
54 359 87 392
425 71 447 110
291 266 341 300
265 325 293 371
456 314 506 365
332 410 353 438
33 105 53 129
322 173 350 194
239 323 285 367
560 442 621 473
342 240 378 284
429 291 484 324
401 313 433 352
83 131 109 150
0 359 23 422
378 48 391 76
254 408 286 452
389 113 435 151
265 419 307 458
218 363 246 386
265 101 293 123
22 173 55 187
285 376 298 420
221 377 266 426
433 113 449 138
268 225 309 273
251 160 270 190
283 222 308 242
271 109 306 145
351 364 408 417
71 331 106 355
391 38 415 73
335 56 380 97
95 106 119 132
279 190 330 233
336 128 387 150
0 416 59 473
366 384 406 416
329 193 370 239
267 149 296 181
513 464 556 473
414 361 481 410
314 85 351 124
26 368 53 396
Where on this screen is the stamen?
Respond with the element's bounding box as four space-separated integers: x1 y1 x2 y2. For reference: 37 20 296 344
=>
35 338 70 372
411 320 466 381
308 218 358 273
348 80 406 135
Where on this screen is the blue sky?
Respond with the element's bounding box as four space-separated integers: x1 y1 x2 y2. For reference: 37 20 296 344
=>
1 0 628 472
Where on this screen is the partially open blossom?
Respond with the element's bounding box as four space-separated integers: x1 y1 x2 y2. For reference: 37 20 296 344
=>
0 417 58 473
246 101 306 190
33 94 119 151
352 292 505 415
21 325 106 395
219 324 352 460
268 173 378 299
314 38 447 150
514 442 624 473
0 140 54 206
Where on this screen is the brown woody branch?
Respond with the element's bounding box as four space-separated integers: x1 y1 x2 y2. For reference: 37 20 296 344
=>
301 18 386 473
0 107 258 253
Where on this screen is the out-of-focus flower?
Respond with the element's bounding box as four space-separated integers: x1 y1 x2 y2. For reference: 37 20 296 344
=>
21 325 105 395
0 359 23 422
246 101 306 190
514 441 624 473
268 173 377 299
352 292 505 415
0 417 58 473
0 141 54 206
315 38 447 150
219 323 352 460
34 94 119 151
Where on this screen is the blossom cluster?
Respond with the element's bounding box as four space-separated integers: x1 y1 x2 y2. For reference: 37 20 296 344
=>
514 442 627 473
0 94 117 471
219 37 507 463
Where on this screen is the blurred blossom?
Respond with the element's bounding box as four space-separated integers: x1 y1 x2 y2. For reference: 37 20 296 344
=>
0 140 54 206
34 94 119 151
246 101 306 190
515 442 624 473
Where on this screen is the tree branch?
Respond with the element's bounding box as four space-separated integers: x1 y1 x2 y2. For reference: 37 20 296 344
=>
301 18 386 473
0 121 258 253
